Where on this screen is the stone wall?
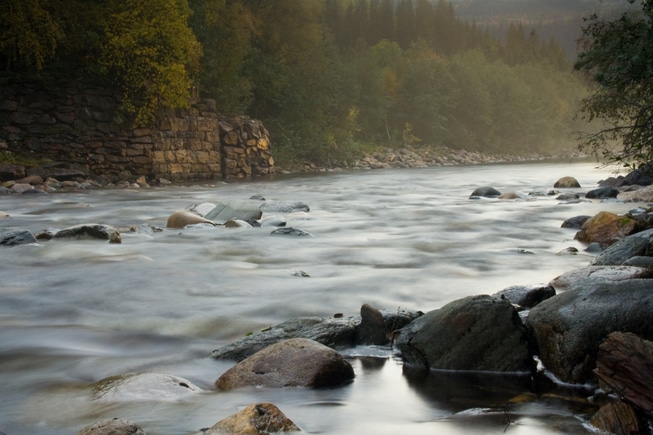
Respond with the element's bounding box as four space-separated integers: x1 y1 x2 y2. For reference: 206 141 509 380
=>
0 81 274 182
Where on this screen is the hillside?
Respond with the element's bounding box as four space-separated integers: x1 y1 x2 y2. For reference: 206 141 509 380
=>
449 0 640 59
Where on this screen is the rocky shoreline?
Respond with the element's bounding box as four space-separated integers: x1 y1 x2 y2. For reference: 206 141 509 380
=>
3 162 653 434
0 145 581 194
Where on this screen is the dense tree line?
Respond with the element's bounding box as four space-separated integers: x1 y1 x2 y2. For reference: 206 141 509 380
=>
575 0 653 170
0 0 590 166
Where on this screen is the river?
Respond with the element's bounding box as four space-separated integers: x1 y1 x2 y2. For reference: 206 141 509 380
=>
0 160 635 435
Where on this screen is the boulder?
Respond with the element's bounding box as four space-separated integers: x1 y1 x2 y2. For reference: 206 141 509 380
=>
93 373 202 402
574 211 639 247
0 230 38 246
11 182 33 193
215 338 354 390
557 192 580 201
492 284 555 309
204 403 300 435
469 186 502 198
553 176 581 188
525 279 653 384
498 191 521 200
78 418 146 435
561 215 590 229
53 223 121 243
591 228 653 266
585 186 619 199
548 265 653 292
166 210 215 228
590 402 641 435
594 332 653 413
355 303 388 345
204 198 263 224
618 184 653 202
209 316 358 361
395 295 533 372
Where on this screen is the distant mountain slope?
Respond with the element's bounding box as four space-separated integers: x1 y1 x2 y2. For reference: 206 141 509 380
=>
449 0 640 59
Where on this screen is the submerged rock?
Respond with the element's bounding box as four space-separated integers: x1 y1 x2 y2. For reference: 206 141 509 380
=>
270 227 312 237
469 186 502 198
93 373 202 402
53 223 122 243
548 265 653 292
585 186 619 199
78 418 146 435
205 403 300 435
260 201 310 213
215 338 354 390
396 295 533 372
0 229 38 246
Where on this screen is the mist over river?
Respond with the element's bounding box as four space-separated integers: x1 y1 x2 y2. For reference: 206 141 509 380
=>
0 161 636 435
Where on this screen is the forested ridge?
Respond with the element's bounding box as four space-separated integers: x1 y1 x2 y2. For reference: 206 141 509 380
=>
1 0 598 168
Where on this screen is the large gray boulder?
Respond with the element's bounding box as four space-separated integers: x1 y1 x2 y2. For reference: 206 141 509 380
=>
591 228 653 266
204 198 263 224
395 295 533 372
525 279 653 384
215 338 354 390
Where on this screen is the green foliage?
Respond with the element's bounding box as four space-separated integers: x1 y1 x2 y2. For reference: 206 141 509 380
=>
575 0 653 169
100 0 201 126
0 0 63 71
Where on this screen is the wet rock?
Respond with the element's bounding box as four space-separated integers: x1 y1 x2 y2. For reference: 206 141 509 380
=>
498 191 521 200
215 338 354 390
553 176 581 188
0 186 10 195
11 182 34 193
525 279 653 384
379 307 423 335
623 256 653 268
78 418 146 435
574 211 639 247
561 215 590 229
395 295 533 372
557 192 580 201
204 198 263 224
22 188 48 195
260 216 287 227
469 186 501 198
53 223 122 243
492 284 555 309
586 186 619 199
261 201 310 213
0 230 38 246
166 210 215 229
93 373 202 402
270 227 312 237
204 402 300 435
355 304 388 345
618 184 653 202
185 202 217 217
0 163 26 181
590 401 640 435
224 219 254 228
594 332 653 414
209 316 358 361
548 265 653 292
556 247 579 256
591 228 653 266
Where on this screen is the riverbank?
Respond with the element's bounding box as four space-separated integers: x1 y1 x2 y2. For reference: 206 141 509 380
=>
1 144 586 194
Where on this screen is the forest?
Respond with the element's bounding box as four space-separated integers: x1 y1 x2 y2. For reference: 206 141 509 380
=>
0 0 601 167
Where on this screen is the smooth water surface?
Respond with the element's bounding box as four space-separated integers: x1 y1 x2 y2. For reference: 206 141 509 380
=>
0 161 635 434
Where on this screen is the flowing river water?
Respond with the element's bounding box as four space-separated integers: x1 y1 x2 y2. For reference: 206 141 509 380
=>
0 160 637 435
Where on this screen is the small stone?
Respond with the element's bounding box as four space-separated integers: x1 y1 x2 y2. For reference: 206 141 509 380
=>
77 418 146 435
205 403 300 435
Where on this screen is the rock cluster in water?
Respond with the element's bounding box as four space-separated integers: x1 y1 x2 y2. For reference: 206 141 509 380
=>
4 170 653 435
